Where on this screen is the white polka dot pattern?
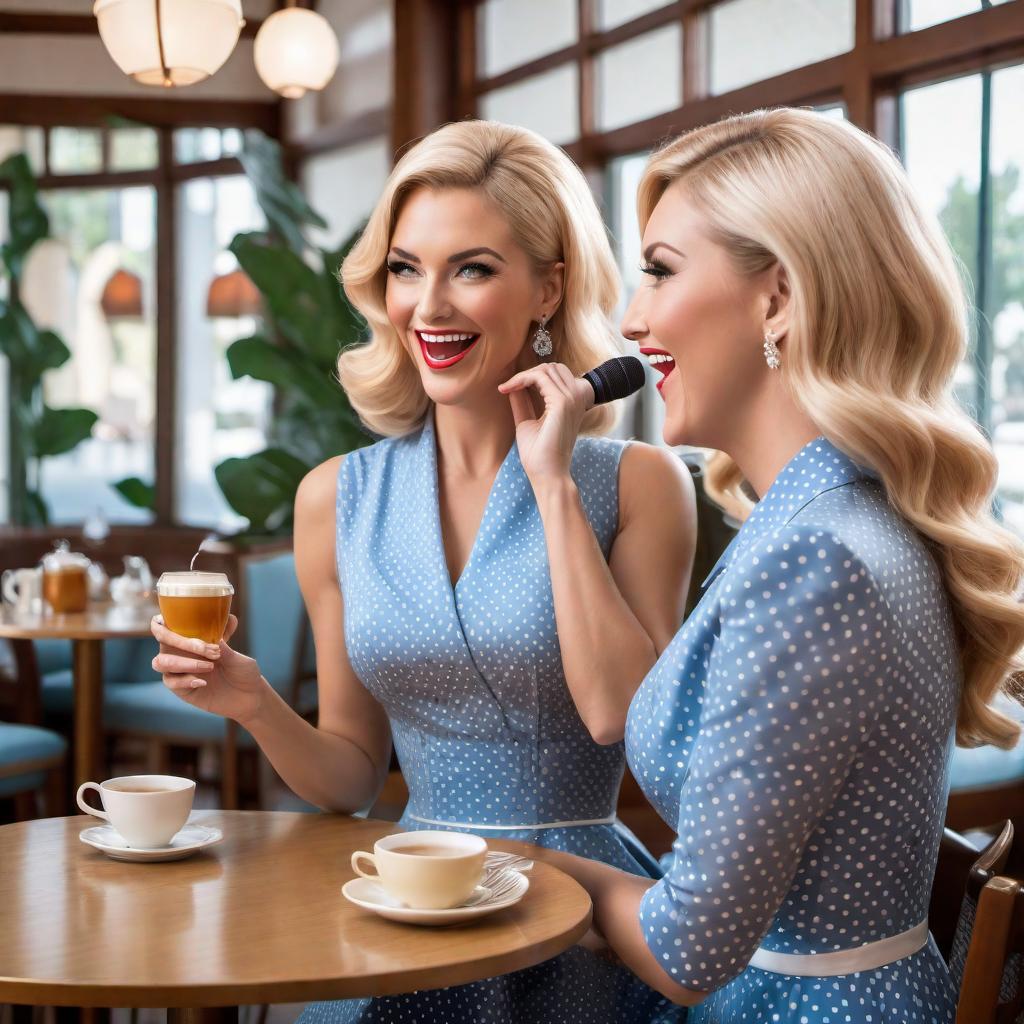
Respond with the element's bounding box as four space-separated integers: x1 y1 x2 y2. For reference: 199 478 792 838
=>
626 439 961 1023
300 409 673 1023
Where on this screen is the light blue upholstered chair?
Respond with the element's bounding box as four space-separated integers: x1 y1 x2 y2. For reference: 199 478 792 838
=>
0 721 66 820
947 694 1024 830
101 550 313 808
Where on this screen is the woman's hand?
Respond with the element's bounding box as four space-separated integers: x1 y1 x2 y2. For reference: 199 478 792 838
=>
150 613 268 726
498 362 591 492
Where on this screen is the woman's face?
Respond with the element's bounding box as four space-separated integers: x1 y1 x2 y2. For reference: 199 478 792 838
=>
621 181 783 449
385 186 562 411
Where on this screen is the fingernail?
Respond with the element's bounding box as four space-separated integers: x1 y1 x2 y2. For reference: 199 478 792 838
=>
190 679 207 689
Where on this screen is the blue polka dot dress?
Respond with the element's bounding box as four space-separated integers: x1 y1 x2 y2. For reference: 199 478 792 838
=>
626 438 961 1024
300 409 674 1024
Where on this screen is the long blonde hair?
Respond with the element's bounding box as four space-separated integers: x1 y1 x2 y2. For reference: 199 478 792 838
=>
338 120 623 437
638 107 1024 749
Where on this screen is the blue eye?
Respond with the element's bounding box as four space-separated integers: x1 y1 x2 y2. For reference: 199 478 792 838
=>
458 262 495 280
386 260 417 277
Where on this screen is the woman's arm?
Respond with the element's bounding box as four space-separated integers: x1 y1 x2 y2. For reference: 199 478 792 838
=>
152 455 392 813
500 363 696 744
239 456 393 812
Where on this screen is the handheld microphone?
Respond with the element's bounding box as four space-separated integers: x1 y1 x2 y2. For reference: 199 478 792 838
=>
582 356 647 408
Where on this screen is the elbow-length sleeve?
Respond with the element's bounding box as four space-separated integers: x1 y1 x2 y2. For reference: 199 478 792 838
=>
639 525 897 993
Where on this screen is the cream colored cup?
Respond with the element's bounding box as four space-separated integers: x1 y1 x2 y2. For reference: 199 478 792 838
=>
76 774 195 848
351 831 487 909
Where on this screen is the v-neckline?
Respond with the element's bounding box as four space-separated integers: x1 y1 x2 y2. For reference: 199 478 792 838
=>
423 409 520 595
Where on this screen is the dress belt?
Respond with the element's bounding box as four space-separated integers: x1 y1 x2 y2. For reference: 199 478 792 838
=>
748 919 930 977
408 813 616 830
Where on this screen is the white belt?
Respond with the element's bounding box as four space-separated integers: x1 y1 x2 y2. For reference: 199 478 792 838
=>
748 919 929 977
408 813 616 830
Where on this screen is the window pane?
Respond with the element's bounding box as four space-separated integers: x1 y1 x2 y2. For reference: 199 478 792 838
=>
900 74 983 415
607 152 663 444
26 188 157 523
478 0 577 77
710 0 854 95
990 63 1024 534
49 127 102 174
110 127 158 172
174 127 223 164
176 176 270 531
898 0 1014 32
597 0 672 30
0 125 45 175
816 102 847 120
596 24 682 132
480 64 579 147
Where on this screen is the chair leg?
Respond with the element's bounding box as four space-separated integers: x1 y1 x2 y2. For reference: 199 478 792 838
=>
221 722 239 810
13 791 36 822
45 764 66 817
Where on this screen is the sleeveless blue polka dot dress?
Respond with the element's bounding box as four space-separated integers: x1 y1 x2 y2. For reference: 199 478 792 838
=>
626 438 960 1023
300 409 675 1024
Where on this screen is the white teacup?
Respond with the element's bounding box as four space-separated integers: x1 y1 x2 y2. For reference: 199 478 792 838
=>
351 831 487 910
76 775 195 848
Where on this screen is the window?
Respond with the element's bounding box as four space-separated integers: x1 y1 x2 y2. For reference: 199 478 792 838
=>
174 127 242 165
901 62 1024 532
24 187 157 523
0 125 44 174
49 127 103 175
596 24 683 132
480 64 580 147
109 127 159 172
478 0 577 77
175 175 269 531
898 0 1016 33
709 0 854 94
597 0 671 31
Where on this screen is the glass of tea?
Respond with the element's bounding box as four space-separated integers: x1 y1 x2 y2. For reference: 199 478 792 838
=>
41 540 91 614
156 571 234 644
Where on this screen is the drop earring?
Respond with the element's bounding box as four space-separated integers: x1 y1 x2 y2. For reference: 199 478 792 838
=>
532 315 553 358
763 328 781 370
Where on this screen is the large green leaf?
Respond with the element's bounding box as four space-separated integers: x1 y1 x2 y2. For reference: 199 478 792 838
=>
0 303 71 382
0 153 49 278
239 131 326 255
112 476 156 511
31 406 98 457
229 233 343 365
226 334 341 407
214 448 311 534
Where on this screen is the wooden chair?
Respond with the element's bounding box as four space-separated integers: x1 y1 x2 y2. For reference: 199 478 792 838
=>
936 818 1024 1022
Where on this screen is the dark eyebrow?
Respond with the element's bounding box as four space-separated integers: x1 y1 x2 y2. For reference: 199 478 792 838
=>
390 247 420 262
643 242 686 261
448 247 506 264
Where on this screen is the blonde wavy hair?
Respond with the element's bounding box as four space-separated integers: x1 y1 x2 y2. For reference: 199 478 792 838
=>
338 120 623 437
638 107 1024 749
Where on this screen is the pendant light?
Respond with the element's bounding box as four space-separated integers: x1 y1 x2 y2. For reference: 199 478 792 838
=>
253 2 340 99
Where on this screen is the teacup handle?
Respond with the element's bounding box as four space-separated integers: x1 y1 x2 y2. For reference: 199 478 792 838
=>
351 851 380 879
76 782 110 822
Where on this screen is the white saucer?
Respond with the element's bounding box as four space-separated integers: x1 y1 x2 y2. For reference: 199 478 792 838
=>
342 871 529 925
79 823 223 862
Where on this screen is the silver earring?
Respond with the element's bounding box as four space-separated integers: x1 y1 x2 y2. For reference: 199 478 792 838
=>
532 315 553 358
763 328 781 370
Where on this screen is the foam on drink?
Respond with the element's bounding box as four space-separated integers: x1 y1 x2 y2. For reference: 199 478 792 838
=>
156 571 234 643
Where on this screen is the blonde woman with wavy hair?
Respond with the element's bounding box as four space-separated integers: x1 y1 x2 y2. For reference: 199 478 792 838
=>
151 118 696 1023
520 107 1024 1024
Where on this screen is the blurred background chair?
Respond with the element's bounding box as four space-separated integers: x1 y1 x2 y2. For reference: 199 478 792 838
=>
0 721 66 822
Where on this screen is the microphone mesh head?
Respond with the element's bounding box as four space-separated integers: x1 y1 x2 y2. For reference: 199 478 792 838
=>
583 356 647 405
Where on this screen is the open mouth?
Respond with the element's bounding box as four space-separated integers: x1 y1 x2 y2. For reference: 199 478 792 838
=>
416 330 481 369
640 347 676 393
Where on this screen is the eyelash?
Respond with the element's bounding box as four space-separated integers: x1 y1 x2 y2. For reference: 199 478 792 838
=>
639 260 672 281
385 260 496 280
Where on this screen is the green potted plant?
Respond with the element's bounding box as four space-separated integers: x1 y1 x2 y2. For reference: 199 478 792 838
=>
0 153 99 526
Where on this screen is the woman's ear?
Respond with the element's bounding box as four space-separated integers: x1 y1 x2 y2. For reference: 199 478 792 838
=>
763 261 791 340
539 261 566 320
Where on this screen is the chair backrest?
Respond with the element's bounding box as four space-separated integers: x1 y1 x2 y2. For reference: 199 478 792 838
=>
932 822 1014 960
939 820 1024 1023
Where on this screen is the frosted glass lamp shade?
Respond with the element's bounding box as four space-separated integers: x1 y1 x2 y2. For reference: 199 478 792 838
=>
254 8 340 99
93 0 244 88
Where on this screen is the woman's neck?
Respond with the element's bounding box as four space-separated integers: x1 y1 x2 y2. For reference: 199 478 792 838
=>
433 399 517 478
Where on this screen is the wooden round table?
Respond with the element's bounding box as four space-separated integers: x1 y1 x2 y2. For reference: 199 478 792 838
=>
0 600 158 787
0 811 592 1020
